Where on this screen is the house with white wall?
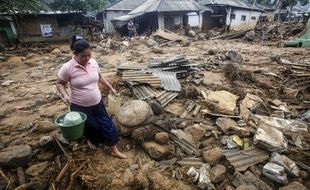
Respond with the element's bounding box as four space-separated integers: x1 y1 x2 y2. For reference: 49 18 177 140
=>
111 0 211 35
199 0 264 32
103 0 147 33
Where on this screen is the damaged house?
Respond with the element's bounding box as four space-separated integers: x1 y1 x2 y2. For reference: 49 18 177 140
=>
111 0 210 35
103 0 147 33
199 0 264 32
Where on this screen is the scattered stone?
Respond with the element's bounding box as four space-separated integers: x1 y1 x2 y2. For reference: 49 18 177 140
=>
117 100 153 127
187 167 200 182
279 182 308 190
263 163 288 184
207 30 219 38
299 171 308 179
143 141 168 161
39 136 55 148
1 80 14 86
0 56 7 62
188 30 197 38
51 48 62 55
32 120 57 133
95 45 105 52
202 147 223 166
225 50 243 64
271 152 300 177
25 162 49 177
181 39 191 47
0 145 32 168
210 165 226 183
184 125 206 141
155 132 169 144
198 33 206 40
244 31 255 41
216 118 251 137
132 125 157 144
270 54 282 64
146 38 158 47
208 49 218 55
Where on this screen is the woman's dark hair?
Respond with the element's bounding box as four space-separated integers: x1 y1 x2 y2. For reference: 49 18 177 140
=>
70 35 91 54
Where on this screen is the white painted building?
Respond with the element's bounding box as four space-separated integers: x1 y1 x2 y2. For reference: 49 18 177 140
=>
199 0 264 31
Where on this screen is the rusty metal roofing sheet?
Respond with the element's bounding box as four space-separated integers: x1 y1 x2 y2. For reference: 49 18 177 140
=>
132 84 160 100
223 146 270 172
122 70 161 88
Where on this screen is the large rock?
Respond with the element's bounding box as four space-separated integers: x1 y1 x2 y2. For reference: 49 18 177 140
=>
233 171 272 190
225 50 243 64
244 31 255 41
155 132 169 144
188 30 197 38
236 185 258 190
202 147 223 166
0 145 32 168
184 125 206 141
210 165 227 183
279 182 308 190
25 161 49 177
117 100 153 127
216 118 250 137
198 33 206 40
143 141 168 161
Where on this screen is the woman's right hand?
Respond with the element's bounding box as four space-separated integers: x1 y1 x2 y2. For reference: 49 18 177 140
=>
63 95 71 105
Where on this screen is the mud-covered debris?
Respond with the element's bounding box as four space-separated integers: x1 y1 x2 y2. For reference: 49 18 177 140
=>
279 182 308 190
25 161 50 177
236 185 258 190
198 164 214 190
132 125 157 144
146 38 158 47
0 145 32 168
232 171 272 190
244 31 255 41
39 136 55 148
1 80 14 86
187 167 200 182
202 147 223 166
262 162 288 184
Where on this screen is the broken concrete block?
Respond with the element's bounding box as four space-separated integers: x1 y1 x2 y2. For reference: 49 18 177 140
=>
279 182 308 190
25 161 49 177
240 94 263 120
232 171 272 190
155 132 169 144
184 125 206 141
143 141 168 161
202 147 223 166
225 50 243 64
210 165 226 183
146 38 158 47
253 115 308 133
117 100 153 127
0 145 32 168
244 30 255 41
254 124 288 152
263 163 288 184
216 118 251 137
198 164 215 190
270 152 300 177
203 90 239 115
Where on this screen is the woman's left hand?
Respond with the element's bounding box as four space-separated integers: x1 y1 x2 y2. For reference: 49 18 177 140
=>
111 88 118 95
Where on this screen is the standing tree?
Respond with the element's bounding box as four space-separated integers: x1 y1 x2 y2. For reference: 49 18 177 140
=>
0 0 48 13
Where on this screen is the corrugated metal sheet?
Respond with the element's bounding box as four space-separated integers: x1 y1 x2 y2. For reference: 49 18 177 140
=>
156 91 179 107
199 0 264 12
122 71 161 87
106 0 147 11
150 69 182 92
132 84 160 100
223 146 269 171
129 0 209 15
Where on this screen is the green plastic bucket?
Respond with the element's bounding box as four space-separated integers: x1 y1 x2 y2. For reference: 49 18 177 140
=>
54 112 87 141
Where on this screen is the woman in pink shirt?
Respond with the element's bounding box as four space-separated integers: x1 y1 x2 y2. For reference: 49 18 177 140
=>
56 35 126 159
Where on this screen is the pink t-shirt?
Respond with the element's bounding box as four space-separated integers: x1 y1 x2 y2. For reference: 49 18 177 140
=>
58 57 102 107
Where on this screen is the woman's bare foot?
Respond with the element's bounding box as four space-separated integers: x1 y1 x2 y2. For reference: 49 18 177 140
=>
87 139 98 150
111 145 127 159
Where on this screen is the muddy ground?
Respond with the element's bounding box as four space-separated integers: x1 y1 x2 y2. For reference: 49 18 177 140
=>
0 37 309 190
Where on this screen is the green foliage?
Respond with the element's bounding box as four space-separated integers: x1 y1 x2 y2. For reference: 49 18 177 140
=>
48 0 106 11
0 0 48 13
